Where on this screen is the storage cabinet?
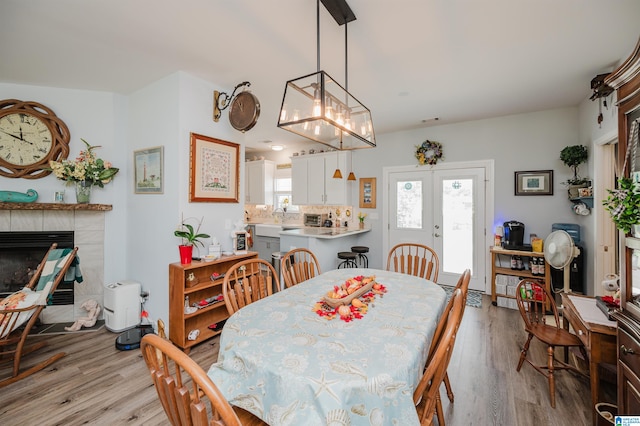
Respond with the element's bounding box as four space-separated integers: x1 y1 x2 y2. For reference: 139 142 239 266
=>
291 152 351 205
606 36 640 417
169 252 257 351
490 246 551 308
245 160 275 205
254 235 280 263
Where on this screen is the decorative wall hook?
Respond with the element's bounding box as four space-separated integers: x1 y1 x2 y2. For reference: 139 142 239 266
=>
213 81 251 122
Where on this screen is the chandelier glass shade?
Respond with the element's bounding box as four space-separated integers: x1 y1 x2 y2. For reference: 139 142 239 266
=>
278 71 375 150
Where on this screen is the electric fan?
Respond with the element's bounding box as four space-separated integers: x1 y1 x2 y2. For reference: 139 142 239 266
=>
544 230 580 293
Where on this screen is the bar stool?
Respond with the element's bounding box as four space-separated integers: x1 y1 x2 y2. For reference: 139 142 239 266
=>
350 246 369 268
337 252 358 268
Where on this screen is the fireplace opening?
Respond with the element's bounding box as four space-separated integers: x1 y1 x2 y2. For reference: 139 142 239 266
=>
0 231 75 305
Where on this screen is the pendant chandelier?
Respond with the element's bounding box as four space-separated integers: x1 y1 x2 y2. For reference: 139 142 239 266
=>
277 0 376 151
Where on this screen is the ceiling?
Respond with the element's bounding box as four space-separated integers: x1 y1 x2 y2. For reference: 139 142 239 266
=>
1 1 639 152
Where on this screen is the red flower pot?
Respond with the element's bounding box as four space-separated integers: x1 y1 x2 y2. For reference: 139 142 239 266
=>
178 245 193 264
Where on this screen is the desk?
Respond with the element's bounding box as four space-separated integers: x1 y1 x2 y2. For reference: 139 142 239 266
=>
561 294 617 424
207 268 447 425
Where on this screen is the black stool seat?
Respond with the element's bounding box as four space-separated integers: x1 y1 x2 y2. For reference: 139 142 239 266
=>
350 246 369 254
337 252 358 268
350 246 369 268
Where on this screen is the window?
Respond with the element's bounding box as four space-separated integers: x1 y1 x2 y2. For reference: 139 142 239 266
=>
274 165 298 211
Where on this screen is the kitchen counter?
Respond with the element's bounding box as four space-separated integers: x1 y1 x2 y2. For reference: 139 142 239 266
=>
280 226 370 239
280 226 371 272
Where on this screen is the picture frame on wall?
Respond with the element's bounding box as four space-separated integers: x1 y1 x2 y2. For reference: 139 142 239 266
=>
189 133 240 203
359 177 377 208
134 146 164 194
514 170 553 195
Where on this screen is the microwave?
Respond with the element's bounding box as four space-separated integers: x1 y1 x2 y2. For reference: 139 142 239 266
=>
304 213 328 227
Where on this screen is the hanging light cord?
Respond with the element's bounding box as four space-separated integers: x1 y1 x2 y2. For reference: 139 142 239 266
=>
317 0 321 73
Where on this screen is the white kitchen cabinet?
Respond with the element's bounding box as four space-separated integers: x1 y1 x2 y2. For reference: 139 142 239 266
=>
291 152 351 206
245 160 275 205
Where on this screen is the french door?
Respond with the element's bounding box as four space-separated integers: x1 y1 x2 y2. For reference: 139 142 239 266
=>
385 162 490 291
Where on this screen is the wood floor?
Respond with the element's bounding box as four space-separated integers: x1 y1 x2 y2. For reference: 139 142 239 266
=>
0 295 613 425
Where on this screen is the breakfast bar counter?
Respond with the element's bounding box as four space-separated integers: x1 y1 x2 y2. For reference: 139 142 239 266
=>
280 227 371 272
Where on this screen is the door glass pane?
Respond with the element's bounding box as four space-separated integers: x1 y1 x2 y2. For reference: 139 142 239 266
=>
396 180 422 229
442 179 473 273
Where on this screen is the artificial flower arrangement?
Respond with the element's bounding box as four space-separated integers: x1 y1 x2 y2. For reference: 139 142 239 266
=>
415 140 443 166
313 275 387 322
358 212 367 223
49 139 119 187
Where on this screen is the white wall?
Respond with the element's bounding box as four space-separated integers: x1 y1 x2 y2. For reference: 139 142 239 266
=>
126 72 247 326
352 108 594 290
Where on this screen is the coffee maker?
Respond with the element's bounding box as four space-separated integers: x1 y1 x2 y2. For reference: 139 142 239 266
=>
503 221 525 249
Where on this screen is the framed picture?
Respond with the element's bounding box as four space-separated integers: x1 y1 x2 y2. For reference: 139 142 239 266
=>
189 133 240 203
514 170 553 196
134 146 164 194
359 177 377 208
233 231 248 255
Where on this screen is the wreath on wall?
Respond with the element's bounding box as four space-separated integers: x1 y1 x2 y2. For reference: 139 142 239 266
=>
415 140 443 166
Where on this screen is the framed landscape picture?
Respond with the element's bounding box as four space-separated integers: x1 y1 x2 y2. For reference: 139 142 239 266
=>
189 133 239 203
514 170 553 196
134 146 163 194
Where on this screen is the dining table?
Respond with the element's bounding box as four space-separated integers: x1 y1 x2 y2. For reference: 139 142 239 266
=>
207 267 447 426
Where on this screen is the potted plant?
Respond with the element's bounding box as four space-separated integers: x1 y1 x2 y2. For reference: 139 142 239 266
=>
603 177 640 235
174 217 210 264
560 145 590 198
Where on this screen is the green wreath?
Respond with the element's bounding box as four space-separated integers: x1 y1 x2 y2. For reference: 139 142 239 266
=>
415 140 443 166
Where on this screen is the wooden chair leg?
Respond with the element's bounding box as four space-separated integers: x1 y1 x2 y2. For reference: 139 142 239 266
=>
443 372 454 402
547 345 556 408
436 392 445 426
517 334 533 371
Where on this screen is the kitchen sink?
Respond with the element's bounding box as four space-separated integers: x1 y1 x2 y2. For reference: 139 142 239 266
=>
255 224 282 237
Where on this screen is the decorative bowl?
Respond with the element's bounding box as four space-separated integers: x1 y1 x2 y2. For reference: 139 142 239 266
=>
322 280 375 308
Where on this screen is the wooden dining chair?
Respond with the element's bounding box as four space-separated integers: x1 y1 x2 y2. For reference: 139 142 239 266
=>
223 258 279 315
414 289 464 426
0 243 79 388
281 248 321 288
140 333 266 426
515 279 588 408
427 269 471 404
386 243 439 282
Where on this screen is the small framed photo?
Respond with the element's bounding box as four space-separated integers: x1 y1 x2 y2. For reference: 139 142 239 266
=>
189 133 240 203
514 170 553 196
134 146 164 194
233 231 248 255
359 177 377 208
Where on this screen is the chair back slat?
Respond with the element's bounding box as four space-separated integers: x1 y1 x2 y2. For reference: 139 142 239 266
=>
516 280 558 330
175 386 193 424
281 248 321 288
223 259 279 315
386 243 440 282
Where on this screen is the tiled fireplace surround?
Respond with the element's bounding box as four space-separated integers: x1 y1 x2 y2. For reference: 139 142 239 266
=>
0 204 108 323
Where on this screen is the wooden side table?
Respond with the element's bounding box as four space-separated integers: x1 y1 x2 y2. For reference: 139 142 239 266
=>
561 293 617 425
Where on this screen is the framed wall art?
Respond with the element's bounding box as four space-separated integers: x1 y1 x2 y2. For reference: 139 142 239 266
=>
359 177 377 208
134 146 164 194
189 133 240 203
514 170 553 196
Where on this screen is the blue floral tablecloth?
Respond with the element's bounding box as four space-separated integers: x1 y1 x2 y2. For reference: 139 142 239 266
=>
207 268 446 425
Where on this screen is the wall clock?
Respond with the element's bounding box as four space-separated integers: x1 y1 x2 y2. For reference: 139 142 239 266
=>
0 99 70 179
228 91 260 132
